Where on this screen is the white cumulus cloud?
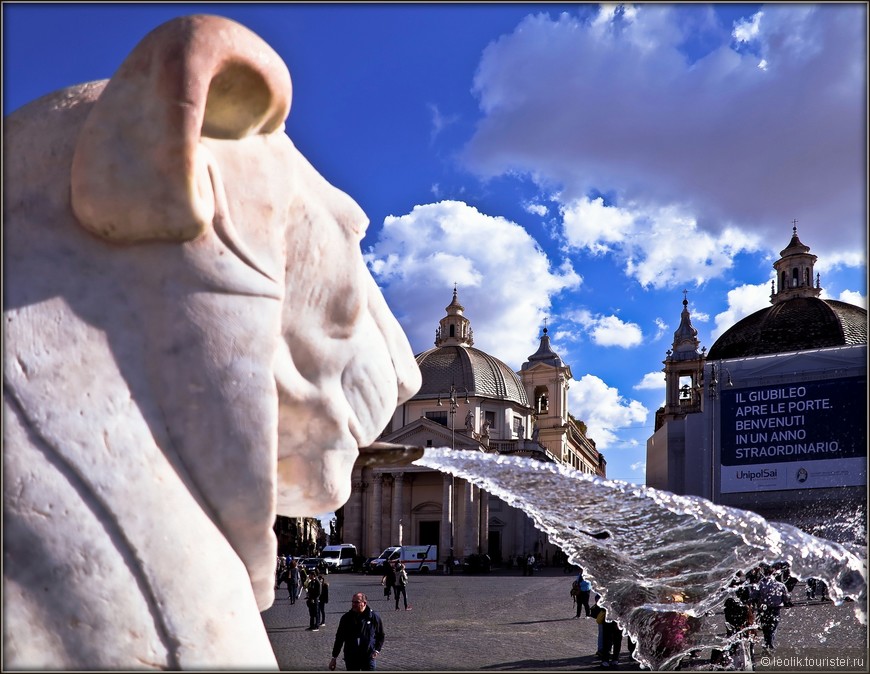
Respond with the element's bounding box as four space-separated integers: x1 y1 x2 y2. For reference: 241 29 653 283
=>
568 374 648 450
635 371 665 391
837 290 867 308
565 308 644 348
365 200 581 367
710 282 772 341
463 4 866 281
559 197 762 289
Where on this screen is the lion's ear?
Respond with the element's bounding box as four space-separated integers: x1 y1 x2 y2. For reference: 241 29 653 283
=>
71 15 292 243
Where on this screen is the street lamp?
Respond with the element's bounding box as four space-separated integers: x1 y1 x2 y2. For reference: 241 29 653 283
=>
707 362 733 503
437 382 469 454
707 362 733 400
437 382 468 554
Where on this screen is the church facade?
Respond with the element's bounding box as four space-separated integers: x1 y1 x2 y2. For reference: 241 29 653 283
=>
646 228 867 540
338 289 605 565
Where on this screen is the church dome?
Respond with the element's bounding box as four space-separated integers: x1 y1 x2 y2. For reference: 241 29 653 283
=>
414 345 530 406
708 227 866 360
707 297 867 360
411 288 530 407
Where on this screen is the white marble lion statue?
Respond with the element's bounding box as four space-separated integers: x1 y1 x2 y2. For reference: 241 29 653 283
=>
3 14 421 669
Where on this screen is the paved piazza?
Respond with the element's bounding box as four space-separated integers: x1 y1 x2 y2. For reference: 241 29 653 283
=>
262 567 867 671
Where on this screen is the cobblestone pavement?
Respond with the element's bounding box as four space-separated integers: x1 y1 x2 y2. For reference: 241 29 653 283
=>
261 568 866 672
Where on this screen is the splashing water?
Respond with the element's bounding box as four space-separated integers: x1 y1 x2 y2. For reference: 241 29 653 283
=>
819 619 841 644
415 448 867 670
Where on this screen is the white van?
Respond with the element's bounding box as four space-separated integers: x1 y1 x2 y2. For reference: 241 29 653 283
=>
367 544 438 573
321 543 357 572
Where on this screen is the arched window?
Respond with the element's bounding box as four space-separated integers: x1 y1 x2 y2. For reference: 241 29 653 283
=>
449 324 455 337
781 271 787 292
804 268 811 286
791 268 799 287
533 385 549 413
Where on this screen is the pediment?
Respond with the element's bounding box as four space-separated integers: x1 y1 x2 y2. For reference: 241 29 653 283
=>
412 501 442 515
381 417 483 451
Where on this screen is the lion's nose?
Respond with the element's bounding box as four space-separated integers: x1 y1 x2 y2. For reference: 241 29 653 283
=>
395 355 422 404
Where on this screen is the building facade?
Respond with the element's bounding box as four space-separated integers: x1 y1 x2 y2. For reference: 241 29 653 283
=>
338 289 605 565
647 228 867 540
273 516 326 557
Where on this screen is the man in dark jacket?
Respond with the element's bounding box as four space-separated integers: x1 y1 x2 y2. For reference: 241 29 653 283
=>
305 574 322 631
329 593 385 671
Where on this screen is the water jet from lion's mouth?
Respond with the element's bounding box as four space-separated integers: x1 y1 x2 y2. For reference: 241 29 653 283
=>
356 441 424 468
415 447 866 671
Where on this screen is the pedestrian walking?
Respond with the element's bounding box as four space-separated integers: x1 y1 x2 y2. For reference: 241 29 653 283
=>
306 572 322 631
575 576 592 618
525 554 535 576
755 565 790 649
318 573 330 627
288 560 301 604
329 592 385 671
382 561 396 600
724 584 755 666
589 595 605 658
299 566 310 601
394 563 411 611
275 555 287 590
597 606 622 669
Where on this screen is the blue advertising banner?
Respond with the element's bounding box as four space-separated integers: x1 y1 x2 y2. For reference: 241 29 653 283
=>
721 376 866 466
719 376 867 494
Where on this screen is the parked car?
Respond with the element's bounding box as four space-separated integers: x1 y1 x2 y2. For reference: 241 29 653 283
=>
300 557 326 574
462 553 492 573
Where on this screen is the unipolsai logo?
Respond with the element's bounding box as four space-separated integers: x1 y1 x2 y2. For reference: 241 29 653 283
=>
736 468 777 481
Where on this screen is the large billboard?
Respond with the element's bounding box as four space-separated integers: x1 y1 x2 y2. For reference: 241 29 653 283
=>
719 376 866 493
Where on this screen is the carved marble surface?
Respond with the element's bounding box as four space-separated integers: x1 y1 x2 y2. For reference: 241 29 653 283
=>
3 15 420 670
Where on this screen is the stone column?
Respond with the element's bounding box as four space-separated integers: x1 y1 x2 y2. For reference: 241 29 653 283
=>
343 467 363 548
350 481 366 547
464 482 478 556
391 472 404 546
440 474 453 563
478 488 489 555
371 473 383 557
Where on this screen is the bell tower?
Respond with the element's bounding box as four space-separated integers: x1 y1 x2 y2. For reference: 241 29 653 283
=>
771 222 821 304
435 285 473 347
520 322 572 457
661 292 705 421
435 283 474 346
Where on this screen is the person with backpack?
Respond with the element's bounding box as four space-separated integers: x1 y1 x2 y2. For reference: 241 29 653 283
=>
575 576 593 618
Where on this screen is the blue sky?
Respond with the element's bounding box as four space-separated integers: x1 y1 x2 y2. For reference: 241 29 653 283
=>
5 3 867 487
